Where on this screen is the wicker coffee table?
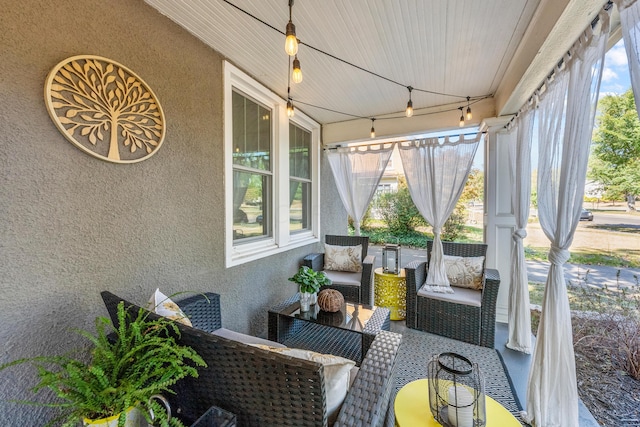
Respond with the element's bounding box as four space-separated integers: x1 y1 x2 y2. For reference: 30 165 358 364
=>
268 294 391 365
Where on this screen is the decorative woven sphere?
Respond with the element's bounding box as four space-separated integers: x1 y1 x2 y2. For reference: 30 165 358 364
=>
317 289 344 312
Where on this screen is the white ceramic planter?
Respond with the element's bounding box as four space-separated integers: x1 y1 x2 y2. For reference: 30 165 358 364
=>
300 291 314 311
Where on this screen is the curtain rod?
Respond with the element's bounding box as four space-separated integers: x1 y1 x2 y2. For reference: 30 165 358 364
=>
504 0 614 129
323 131 486 151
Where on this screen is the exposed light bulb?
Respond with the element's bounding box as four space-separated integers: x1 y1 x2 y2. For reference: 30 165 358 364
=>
466 106 472 120
405 100 413 118
370 119 376 138
285 21 298 56
292 56 303 83
287 99 295 118
405 86 414 117
459 114 465 127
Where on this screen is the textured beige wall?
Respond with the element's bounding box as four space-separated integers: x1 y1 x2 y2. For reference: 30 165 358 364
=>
0 0 345 424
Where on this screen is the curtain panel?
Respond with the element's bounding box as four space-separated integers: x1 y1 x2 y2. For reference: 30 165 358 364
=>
616 0 640 117
326 144 394 236
524 11 609 427
507 104 535 354
398 133 481 293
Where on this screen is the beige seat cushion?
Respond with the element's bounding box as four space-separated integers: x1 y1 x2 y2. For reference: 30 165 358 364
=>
418 286 482 307
323 270 361 287
211 328 286 348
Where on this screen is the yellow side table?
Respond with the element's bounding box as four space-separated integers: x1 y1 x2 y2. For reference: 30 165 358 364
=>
394 379 521 427
374 267 406 320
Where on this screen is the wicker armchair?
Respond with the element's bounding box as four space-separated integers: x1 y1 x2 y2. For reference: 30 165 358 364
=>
101 291 401 426
303 235 375 306
404 241 500 348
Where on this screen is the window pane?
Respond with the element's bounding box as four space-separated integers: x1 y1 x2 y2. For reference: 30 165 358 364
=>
232 91 271 170
289 123 310 179
233 170 270 241
290 180 310 232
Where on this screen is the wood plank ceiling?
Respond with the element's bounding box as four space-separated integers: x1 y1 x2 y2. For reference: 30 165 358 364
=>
144 0 608 128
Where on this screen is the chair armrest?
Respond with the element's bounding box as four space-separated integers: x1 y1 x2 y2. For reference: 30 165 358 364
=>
334 330 402 427
480 268 500 348
176 292 223 334
404 261 427 330
360 254 375 306
303 252 324 271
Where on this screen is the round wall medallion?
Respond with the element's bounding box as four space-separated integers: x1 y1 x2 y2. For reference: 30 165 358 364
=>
44 55 166 163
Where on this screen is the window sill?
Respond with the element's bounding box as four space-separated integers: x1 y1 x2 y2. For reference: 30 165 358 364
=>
226 234 319 268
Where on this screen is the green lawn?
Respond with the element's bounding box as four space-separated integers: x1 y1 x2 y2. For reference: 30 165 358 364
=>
525 246 640 269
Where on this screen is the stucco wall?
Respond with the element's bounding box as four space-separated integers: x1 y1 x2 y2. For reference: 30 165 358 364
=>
0 0 345 424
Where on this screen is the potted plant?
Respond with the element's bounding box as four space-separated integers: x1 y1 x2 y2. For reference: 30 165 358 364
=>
0 302 206 427
288 266 332 311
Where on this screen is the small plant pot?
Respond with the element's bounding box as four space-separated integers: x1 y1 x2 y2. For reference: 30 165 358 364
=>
300 291 314 311
84 407 143 427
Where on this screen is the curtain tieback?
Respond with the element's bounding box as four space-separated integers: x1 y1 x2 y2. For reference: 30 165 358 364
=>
432 227 441 235
512 228 527 241
548 247 570 265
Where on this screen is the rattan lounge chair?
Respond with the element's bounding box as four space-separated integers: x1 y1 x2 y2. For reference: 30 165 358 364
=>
101 291 401 426
404 241 500 348
302 235 375 306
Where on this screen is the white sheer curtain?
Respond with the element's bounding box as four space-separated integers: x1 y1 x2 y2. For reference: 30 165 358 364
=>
326 144 394 235
524 12 609 427
507 104 535 354
398 134 481 293
616 0 640 116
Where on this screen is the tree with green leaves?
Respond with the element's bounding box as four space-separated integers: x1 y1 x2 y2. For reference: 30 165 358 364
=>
589 89 640 210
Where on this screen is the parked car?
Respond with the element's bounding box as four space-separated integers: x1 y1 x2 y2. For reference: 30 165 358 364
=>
580 208 593 221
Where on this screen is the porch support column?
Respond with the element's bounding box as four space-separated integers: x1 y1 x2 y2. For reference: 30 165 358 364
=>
482 118 515 324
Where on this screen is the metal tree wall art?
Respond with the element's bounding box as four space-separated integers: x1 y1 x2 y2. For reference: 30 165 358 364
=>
44 55 166 163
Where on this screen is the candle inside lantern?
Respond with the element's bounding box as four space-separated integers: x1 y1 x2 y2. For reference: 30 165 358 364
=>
447 385 474 427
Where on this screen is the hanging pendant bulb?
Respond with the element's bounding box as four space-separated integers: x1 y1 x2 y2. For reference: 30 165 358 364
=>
370 118 376 138
466 96 472 120
405 86 414 117
287 99 295 118
458 107 465 127
292 56 303 83
284 1 298 56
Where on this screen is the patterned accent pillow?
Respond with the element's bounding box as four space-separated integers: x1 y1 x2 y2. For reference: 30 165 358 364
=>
443 255 485 290
250 345 356 422
146 288 193 326
324 244 363 272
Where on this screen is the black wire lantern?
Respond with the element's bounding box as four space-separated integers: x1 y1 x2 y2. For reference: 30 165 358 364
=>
382 237 401 274
427 352 486 427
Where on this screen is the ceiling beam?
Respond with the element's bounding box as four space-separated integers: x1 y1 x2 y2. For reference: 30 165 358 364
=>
495 0 608 116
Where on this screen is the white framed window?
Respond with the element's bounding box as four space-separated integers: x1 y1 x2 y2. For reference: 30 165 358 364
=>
224 61 320 267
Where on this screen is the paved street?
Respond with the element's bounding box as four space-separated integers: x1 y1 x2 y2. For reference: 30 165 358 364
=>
369 245 640 289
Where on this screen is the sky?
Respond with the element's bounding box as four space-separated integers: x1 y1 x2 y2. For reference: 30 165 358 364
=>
601 38 632 96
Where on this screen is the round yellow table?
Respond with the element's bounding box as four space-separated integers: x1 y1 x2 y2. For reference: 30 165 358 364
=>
374 267 406 320
394 379 521 426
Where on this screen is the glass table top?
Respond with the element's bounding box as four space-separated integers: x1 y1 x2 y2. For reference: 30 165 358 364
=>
277 301 378 333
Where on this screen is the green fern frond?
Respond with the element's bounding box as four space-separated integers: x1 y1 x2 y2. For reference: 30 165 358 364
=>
0 301 205 427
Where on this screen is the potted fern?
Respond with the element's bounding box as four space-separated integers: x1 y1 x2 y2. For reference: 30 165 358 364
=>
0 302 206 427
288 266 332 311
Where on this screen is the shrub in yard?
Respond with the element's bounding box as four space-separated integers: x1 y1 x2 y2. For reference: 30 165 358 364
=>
571 283 640 380
441 204 467 241
374 178 426 234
